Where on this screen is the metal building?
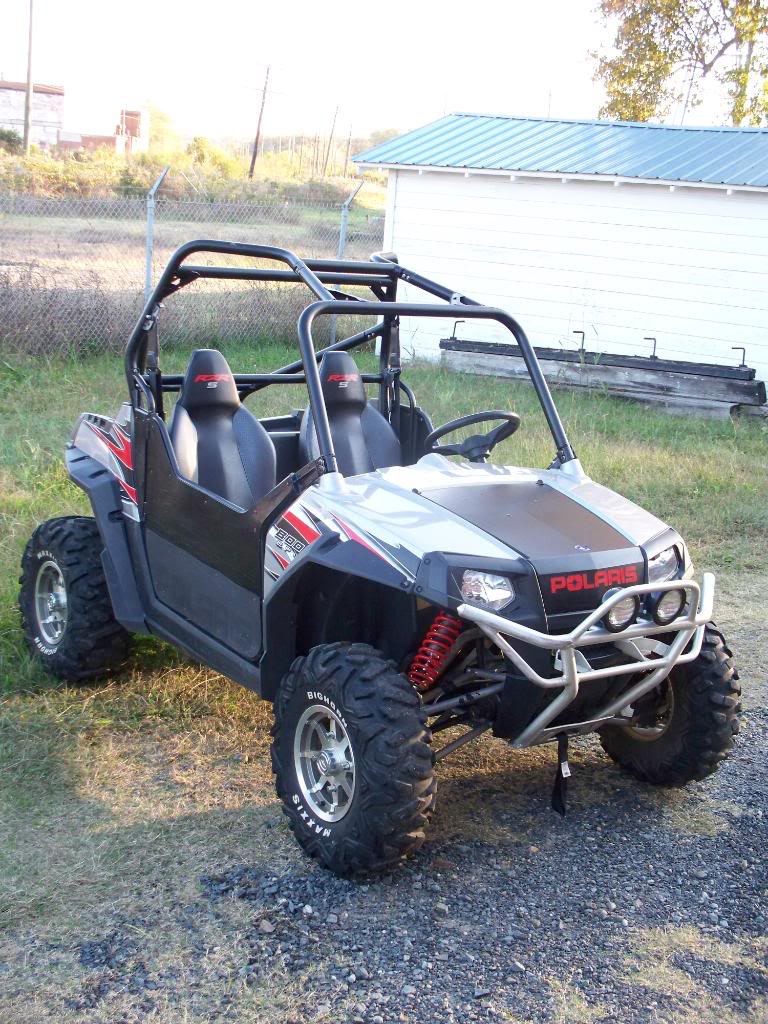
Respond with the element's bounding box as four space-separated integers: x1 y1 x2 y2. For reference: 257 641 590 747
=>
355 115 768 383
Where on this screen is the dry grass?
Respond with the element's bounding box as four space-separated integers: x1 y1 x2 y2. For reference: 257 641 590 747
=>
499 977 609 1024
0 353 766 1021
0 194 383 356
0 589 764 1021
0 661 273 930
622 927 768 1024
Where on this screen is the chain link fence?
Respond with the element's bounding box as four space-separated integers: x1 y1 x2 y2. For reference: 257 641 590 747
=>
0 182 384 358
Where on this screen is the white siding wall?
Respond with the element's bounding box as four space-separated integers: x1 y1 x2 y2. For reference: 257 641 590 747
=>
0 88 63 147
385 170 768 382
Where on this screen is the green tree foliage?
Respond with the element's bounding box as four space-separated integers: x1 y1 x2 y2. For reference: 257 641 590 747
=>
0 128 23 154
366 128 401 147
595 0 768 124
185 136 241 177
148 106 180 152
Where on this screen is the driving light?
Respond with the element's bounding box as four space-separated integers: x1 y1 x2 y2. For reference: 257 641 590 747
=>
460 570 515 611
602 588 640 632
648 546 680 584
651 588 686 625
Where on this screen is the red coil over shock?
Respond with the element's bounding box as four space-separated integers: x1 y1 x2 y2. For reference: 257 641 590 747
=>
408 610 463 691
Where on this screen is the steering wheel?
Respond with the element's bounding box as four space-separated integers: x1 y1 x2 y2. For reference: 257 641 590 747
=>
424 411 521 463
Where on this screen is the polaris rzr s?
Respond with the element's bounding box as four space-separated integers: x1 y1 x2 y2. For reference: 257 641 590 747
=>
20 241 741 875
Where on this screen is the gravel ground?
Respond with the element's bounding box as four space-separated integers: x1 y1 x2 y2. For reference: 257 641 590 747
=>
194 734 767 1024
1 576 766 1024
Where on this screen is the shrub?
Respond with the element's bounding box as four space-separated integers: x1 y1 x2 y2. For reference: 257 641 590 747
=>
0 129 22 155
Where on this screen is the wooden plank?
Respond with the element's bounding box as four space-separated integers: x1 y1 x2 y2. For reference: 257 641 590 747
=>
442 349 766 409
734 403 768 419
439 338 757 381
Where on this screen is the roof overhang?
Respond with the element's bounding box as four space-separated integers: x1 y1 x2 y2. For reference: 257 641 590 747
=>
355 161 768 195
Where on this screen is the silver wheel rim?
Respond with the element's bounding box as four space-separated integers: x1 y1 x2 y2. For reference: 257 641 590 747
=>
624 682 674 741
293 704 355 823
34 559 68 647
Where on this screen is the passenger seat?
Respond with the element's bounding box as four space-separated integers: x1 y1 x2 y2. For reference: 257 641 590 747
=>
169 349 276 508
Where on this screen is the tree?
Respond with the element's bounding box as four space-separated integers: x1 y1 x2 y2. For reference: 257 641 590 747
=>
366 128 401 147
148 106 180 152
594 0 768 125
185 137 241 178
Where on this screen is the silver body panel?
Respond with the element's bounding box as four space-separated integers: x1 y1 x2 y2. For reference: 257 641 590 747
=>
264 455 668 592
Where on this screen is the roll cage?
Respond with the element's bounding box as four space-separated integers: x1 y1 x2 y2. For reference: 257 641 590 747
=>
125 240 576 474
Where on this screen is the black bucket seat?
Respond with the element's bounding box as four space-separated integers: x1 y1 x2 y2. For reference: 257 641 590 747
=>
169 349 276 508
299 351 401 477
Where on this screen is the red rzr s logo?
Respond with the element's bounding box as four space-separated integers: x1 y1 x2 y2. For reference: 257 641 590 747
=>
549 565 638 594
194 373 229 383
327 373 359 382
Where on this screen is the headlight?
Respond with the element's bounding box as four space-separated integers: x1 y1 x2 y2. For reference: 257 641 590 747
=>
602 588 640 632
651 588 686 625
460 570 515 611
648 546 680 583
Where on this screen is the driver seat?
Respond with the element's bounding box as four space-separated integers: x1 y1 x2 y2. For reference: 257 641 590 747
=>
299 352 401 477
169 349 276 508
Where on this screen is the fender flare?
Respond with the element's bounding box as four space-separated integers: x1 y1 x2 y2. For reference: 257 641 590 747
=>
260 540 413 701
65 446 148 634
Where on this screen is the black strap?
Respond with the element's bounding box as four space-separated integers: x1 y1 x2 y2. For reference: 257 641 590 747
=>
551 732 571 817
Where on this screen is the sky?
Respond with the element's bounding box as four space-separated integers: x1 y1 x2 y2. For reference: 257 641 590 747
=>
0 0 731 142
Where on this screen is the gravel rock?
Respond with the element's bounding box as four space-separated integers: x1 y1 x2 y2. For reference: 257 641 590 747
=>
58 692 765 1024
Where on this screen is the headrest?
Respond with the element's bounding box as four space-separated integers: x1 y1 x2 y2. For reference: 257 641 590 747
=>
318 351 366 411
178 349 240 411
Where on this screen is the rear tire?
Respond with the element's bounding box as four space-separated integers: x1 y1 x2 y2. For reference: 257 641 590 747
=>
271 642 435 875
599 624 740 786
19 516 132 681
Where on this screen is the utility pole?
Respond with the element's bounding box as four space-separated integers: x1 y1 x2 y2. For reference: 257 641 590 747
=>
248 64 270 179
343 124 352 177
23 0 34 155
322 105 338 177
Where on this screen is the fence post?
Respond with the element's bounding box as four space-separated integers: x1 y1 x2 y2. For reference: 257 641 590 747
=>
330 180 365 344
144 166 170 304
336 179 364 259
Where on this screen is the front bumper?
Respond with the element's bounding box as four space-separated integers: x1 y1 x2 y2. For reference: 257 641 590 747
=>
458 573 715 747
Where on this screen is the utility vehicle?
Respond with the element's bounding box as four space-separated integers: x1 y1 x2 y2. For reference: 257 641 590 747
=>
20 241 740 874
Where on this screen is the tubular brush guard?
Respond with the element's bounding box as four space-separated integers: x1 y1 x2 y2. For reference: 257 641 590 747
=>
458 573 715 748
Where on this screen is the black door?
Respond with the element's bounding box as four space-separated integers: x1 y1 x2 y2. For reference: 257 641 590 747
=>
140 414 264 657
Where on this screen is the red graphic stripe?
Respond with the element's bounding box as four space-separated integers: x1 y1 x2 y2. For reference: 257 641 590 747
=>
88 421 133 470
118 479 138 504
331 514 386 562
282 509 320 544
272 549 290 570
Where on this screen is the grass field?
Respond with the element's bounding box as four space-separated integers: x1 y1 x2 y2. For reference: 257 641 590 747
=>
0 348 766 1022
0 194 384 357
2 341 766 684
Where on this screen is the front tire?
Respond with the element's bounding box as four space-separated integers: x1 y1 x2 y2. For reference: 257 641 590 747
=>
600 625 740 786
271 642 435 875
19 516 132 681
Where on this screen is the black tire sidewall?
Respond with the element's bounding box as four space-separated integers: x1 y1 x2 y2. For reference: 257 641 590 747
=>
19 516 130 680
600 625 740 785
610 674 692 765
20 540 69 659
271 642 435 873
20 518 84 666
274 661 376 848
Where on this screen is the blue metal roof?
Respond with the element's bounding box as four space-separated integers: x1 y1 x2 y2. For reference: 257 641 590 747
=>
354 114 768 188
